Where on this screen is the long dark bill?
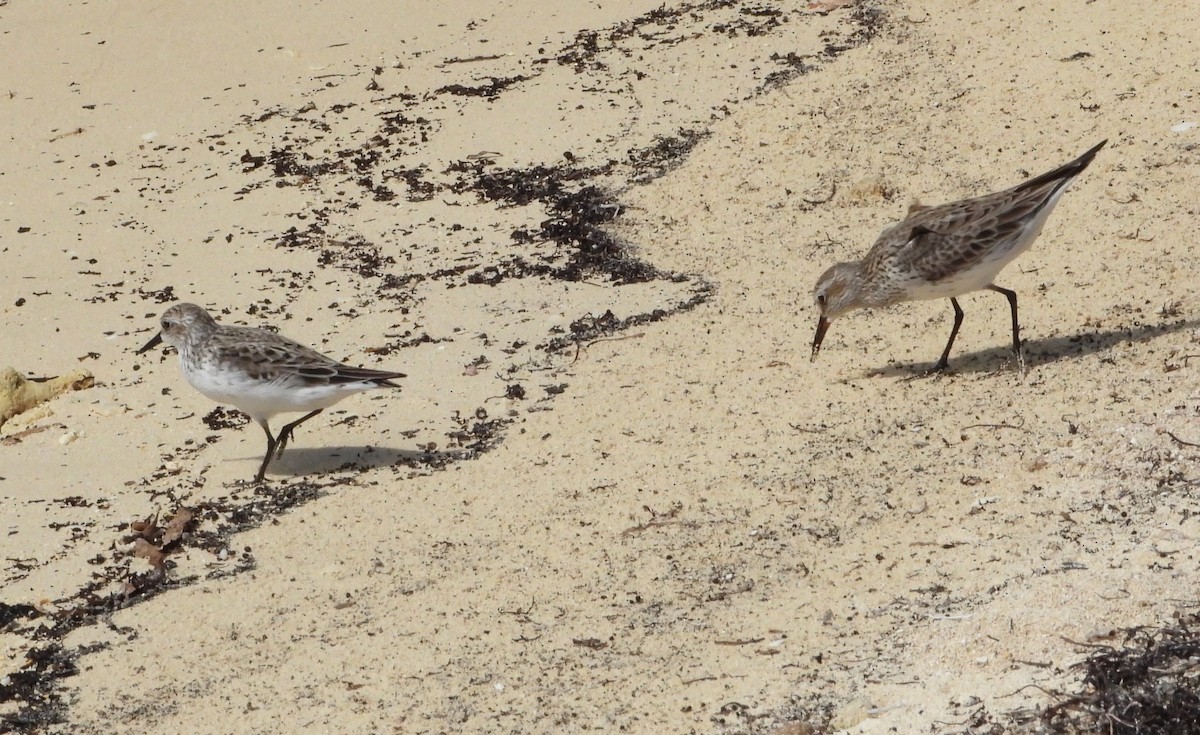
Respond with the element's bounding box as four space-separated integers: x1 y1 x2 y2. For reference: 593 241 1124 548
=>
811 316 830 362
136 332 164 354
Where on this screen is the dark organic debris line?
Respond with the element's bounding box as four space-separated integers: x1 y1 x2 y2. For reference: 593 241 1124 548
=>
757 3 886 93
550 0 789 74
243 126 711 290
4 5 887 731
547 0 885 98
248 124 713 289
541 281 716 356
0 418 512 733
436 74 534 98
223 1 882 292
459 159 701 285
0 643 82 732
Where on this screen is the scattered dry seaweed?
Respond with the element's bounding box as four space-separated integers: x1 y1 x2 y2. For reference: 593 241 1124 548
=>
927 615 1200 735
1038 617 1200 735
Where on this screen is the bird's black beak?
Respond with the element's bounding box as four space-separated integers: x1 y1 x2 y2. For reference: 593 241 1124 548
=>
811 316 829 362
137 332 164 355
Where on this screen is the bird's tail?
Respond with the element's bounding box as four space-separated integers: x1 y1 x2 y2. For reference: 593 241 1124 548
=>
1016 139 1107 194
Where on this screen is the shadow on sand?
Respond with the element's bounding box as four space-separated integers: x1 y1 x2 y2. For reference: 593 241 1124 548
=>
229 444 470 480
865 316 1198 379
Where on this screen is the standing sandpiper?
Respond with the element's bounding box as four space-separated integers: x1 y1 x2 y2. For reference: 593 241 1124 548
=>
138 303 405 482
811 140 1106 371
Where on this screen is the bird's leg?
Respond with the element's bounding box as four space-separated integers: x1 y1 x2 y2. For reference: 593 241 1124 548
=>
986 285 1022 366
275 409 324 459
932 297 965 372
255 420 277 483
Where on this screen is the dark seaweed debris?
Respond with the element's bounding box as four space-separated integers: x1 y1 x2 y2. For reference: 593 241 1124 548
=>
1037 619 1200 735
0 602 37 627
202 406 248 431
437 75 532 99
938 615 1200 735
135 285 177 304
0 483 315 731
227 0 882 292
0 643 82 731
448 131 707 285
276 211 396 281
0 482 321 732
542 282 715 355
448 159 608 208
445 409 508 454
251 124 703 289
0 431 509 731
551 0 764 73
219 0 882 293
627 130 709 184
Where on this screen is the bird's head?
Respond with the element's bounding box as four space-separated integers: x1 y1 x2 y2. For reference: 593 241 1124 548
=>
811 262 866 361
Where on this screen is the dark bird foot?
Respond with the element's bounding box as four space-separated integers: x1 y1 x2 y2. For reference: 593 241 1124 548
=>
900 360 953 382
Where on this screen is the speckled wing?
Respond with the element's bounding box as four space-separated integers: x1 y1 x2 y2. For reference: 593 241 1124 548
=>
213 327 405 386
889 183 1057 283
867 140 1105 289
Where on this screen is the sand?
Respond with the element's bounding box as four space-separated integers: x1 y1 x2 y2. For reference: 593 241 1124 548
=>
3 0 1199 732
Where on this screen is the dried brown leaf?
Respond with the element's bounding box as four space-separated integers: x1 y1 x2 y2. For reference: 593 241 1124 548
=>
131 537 165 570
130 512 160 540
161 507 194 546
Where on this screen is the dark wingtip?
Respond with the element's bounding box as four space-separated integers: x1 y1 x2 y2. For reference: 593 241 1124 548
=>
379 373 407 388
326 366 407 385
136 332 164 355
1016 139 1108 194
1077 139 1107 167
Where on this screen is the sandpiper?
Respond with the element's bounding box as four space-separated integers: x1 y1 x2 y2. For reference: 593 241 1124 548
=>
811 140 1106 371
138 303 405 481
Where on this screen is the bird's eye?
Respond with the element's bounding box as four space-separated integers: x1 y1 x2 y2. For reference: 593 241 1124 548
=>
816 293 827 305
161 318 172 330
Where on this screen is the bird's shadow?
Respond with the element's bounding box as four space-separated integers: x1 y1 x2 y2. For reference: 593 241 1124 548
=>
240 444 469 480
866 316 1199 379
